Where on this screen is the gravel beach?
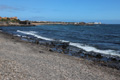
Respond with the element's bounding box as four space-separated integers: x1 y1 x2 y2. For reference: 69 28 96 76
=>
0 32 120 80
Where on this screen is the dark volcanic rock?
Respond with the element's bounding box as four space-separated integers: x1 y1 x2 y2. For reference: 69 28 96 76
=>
110 57 117 61
49 48 54 52
35 40 39 44
96 54 103 59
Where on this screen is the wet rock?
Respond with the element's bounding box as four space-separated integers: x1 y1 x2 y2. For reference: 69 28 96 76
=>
118 60 120 62
78 50 83 53
110 57 117 61
11 37 14 39
96 54 103 59
87 52 95 57
61 42 69 49
57 49 63 53
49 48 54 52
50 41 69 49
50 42 56 47
35 40 39 44
63 50 69 54
79 53 85 58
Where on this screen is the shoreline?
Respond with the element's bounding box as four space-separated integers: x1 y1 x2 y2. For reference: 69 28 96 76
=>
0 29 120 70
0 31 120 79
11 30 120 70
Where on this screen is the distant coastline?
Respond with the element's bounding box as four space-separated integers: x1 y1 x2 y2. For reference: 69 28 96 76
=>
0 17 35 27
0 16 102 26
31 21 102 26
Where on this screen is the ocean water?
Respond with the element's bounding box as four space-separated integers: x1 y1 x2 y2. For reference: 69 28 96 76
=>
1 24 120 56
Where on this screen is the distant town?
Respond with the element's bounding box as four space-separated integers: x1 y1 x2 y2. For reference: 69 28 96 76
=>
31 21 102 26
0 16 102 26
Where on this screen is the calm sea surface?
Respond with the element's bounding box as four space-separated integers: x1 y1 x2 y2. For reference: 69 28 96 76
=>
1 24 120 56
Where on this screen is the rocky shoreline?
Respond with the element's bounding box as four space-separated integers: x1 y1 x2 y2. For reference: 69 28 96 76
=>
0 31 120 80
20 35 120 70
1 28 120 70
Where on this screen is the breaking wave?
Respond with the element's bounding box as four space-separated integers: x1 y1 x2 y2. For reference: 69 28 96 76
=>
17 30 54 41
17 30 120 57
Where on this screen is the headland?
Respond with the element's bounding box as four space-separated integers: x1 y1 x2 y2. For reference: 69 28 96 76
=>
0 16 35 27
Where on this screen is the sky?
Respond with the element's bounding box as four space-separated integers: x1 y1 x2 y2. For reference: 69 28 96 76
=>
0 0 120 24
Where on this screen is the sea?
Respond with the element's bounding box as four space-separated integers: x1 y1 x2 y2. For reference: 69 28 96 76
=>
0 24 120 57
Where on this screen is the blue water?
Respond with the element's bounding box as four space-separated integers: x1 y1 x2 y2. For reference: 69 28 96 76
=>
0 24 120 56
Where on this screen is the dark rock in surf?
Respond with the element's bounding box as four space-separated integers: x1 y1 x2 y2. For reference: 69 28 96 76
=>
61 42 69 49
96 54 103 59
110 57 117 61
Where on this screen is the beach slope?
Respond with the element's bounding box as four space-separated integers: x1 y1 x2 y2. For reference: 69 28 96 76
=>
0 32 120 80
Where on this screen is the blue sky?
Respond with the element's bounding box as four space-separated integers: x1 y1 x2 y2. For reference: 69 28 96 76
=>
0 0 120 24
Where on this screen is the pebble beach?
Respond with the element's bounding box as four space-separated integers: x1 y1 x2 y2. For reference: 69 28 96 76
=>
0 31 120 80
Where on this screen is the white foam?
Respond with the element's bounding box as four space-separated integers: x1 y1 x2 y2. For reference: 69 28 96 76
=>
17 30 54 41
59 40 69 43
70 42 120 57
14 34 21 37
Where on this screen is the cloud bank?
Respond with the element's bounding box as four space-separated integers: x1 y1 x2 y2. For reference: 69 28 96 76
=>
0 5 23 11
0 5 17 10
